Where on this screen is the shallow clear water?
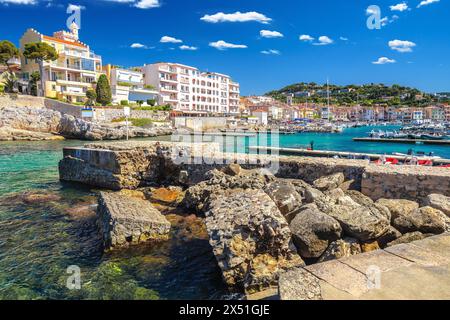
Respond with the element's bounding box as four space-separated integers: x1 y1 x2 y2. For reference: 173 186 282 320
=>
0 139 226 300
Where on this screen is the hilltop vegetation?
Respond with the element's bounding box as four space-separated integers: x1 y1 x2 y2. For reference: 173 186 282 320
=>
266 83 449 107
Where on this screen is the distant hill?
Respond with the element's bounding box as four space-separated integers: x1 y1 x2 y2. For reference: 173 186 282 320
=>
265 83 449 107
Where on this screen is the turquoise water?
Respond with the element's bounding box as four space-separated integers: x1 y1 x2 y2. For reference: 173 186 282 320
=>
0 139 226 300
1 126 449 300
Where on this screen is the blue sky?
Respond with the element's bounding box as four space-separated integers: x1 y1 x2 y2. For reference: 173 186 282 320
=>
0 0 448 95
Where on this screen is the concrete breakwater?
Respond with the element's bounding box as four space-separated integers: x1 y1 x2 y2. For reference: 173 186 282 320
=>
58 141 450 296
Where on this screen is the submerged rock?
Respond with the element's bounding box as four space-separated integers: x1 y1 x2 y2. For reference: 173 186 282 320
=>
318 238 361 263
204 189 303 293
424 194 450 217
96 191 171 250
313 173 345 191
289 204 342 258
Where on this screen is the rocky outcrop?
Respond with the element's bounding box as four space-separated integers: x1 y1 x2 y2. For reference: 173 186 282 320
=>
318 238 361 263
289 204 342 258
204 189 304 293
96 191 171 250
0 106 172 141
376 198 419 223
424 194 450 217
313 173 345 191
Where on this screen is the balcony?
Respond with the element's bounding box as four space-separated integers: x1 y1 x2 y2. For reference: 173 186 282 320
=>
56 79 93 87
159 66 177 74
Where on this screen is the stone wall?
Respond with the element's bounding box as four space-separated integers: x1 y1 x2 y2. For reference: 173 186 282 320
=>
44 98 82 117
0 95 46 109
59 141 450 202
94 107 169 123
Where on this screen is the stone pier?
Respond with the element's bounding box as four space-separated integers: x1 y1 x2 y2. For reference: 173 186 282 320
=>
278 233 450 300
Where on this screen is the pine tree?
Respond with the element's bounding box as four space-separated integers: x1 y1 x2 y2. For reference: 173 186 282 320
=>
96 74 112 106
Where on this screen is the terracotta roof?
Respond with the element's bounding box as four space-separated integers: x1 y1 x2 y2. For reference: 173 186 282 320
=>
43 35 87 48
252 109 267 113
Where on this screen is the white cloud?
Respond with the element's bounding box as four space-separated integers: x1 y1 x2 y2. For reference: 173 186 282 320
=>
134 0 160 9
130 43 147 49
299 34 314 41
417 0 440 8
209 40 247 50
373 57 396 65
261 49 280 55
260 30 283 38
201 11 272 24
67 3 85 11
179 45 197 51
160 36 182 43
389 39 416 52
0 0 37 4
340 36 349 41
390 2 408 11
313 36 334 46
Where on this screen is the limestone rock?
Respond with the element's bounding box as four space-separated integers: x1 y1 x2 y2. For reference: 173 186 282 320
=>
318 238 361 263
145 186 185 205
222 163 242 176
386 232 428 247
204 189 304 293
394 206 447 235
313 173 345 191
328 205 390 242
377 226 402 248
424 194 450 217
264 181 302 221
289 204 342 258
361 241 380 253
96 191 171 250
376 198 419 222
278 268 322 300
346 190 374 207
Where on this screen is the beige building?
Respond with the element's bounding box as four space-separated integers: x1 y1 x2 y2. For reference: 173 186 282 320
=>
141 62 240 115
19 23 103 103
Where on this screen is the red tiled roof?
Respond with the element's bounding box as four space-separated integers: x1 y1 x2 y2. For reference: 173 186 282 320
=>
43 35 87 48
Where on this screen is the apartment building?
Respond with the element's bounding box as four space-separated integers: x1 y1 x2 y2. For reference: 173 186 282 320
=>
20 23 103 103
141 62 240 114
424 106 445 122
103 64 158 105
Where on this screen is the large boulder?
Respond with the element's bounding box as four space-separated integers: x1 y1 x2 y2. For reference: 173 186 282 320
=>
313 173 345 191
289 204 342 258
393 206 447 235
318 238 361 263
204 189 304 293
424 194 450 217
264 181 302 221
96 191 171 250
377 226 402 248
327 205 390 242
376 199 419 223
346 190 374 207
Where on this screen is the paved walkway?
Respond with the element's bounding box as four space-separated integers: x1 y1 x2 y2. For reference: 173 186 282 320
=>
272 233 450 300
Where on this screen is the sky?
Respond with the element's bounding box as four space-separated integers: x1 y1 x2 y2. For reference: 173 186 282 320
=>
0 0 448 95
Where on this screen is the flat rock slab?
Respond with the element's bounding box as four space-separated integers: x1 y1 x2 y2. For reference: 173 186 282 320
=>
340 250 413 273
97 191 171 250
385 243 450 267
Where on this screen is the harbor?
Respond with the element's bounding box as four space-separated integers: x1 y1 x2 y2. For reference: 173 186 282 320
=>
353 137 450 145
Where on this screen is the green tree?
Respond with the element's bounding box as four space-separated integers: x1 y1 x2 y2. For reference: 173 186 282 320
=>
0 40 19 73
23 42 58 97
136 100 144 107
3 72 18 93
95 74 112 106
85 89 97 106
29 71 41 96
146 99 156 106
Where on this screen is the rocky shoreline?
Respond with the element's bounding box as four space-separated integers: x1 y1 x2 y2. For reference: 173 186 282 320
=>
91 162 450 295
0 106 172 141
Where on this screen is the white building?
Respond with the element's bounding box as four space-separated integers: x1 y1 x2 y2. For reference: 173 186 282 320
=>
106 66 158 105
141 62 240 114
252 109 268 126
